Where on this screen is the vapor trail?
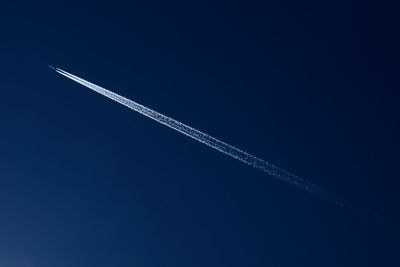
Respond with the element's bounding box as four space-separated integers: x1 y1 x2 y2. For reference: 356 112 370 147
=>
52 66 344 206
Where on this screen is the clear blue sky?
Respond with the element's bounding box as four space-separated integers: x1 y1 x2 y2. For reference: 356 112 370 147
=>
0 1 399 266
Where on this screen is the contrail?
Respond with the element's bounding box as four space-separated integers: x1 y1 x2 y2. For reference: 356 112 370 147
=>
51 66 345 206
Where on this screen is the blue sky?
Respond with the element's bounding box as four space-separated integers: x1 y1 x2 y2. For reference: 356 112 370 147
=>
0 1 399 266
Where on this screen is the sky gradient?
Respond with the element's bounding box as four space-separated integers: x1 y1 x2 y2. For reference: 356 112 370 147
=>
1 1 399 266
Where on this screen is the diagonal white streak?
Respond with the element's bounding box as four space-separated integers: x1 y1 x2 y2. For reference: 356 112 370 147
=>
53 67 344 206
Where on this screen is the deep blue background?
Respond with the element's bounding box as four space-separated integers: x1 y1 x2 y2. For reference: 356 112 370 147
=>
1 1 399 266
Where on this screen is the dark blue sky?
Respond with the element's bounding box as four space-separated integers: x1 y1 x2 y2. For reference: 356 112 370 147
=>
1 1 399 266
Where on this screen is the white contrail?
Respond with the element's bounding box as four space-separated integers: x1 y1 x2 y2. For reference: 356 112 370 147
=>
51 66 345 206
